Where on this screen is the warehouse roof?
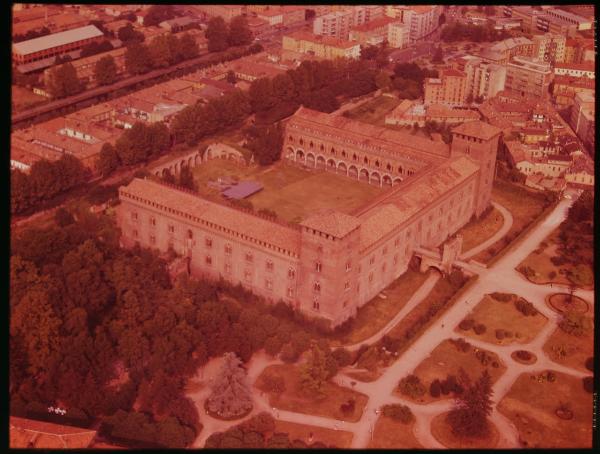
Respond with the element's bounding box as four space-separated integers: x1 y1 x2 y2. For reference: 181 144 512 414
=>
13 25 103 56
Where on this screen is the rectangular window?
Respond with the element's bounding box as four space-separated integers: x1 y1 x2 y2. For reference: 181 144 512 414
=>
343 300 348 308
245 252 253 263
205 255 212 266
266 261 274 272
315 262 322 272
265 279 273 290
369 256 375 265
346 261 351 272
288 268 296 279
205 238 212 248
383 246 388 255
344 281 350 291
168 225 174 233
287 287 294 297
133 229 138 238
131 212 138 221
225 244 232 255
313 300 319 310
225 263 232 274
150 217 156 226
368 272 373 283
244 270 252 282
150 235 156 245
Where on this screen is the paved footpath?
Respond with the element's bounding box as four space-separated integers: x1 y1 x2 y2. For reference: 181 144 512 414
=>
189 190 592 449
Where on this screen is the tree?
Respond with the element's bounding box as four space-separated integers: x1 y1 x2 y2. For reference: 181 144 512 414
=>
228 15 253 47
118 23 144 43
149 34 174 68
179 33 200 60
433 46 444 63
143 5 175 27
206 352 253 418
46 62 83 99
54 208 75 227
125 42 152 75
360 44 379 60
80 39 114 58
299 343 329 396
206 16 229 53
94 55 118 86
375 71 392 90
97 143 120 177
447 369 494 438
178 166 196 191
226 70 237 85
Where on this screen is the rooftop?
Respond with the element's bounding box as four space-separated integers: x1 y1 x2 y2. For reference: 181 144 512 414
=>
285 31 359 49
10 417 97 449
452 120 503 140
13 25 103 56
301 210 361 238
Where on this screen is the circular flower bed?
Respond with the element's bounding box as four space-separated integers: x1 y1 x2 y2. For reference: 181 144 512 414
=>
547 293 588 314
511 350 537 365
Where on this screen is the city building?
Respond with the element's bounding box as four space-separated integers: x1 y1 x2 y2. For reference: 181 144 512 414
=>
349 17 399 46
505 56 553 98
542 7 593 31
564 38 595 64
387 22 410 49
385 5 441 42
424 69 467 106
10 417 97 449
570 91 595 152
531 33 566 63
281 6 306 27
554 62 595 79
12 24 104 65
12 5 90 38
488 37 534 62
385 100 480 127
313 10 353 40
118 108 501 327
158 17 201 33
193 5 245 22
451 56 507 101
565 154 594 188
256 7 284 27
282 31 361 60
551 75 595 107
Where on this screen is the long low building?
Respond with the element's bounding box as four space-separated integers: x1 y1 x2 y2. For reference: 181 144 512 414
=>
282 31 361 60
12 24 104 65
117 108 502 327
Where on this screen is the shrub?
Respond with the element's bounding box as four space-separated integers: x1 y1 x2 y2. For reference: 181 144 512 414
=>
458 319 474 331
548 271 557 280
495 329 505 340
504 330 513 338
450 337 471 352
279 343 299 363
491 361 499 368
585 357 594 372
550 256 567 266
357 346 380 370
546 371 556 382
473 324 486 335
382 404 414 424
514 298 538 316
340 398 355 414
381 335 402 353
583 376 593 393
515 350 532 361
429 379 441 398
398 374 426 399
490 292 512 302
332 348 353 368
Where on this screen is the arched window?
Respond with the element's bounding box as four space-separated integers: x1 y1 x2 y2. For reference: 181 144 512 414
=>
320 144 325 151
313 299 320 310
364 156 369 164
309 141 314 148
398 166 403 174
314 282 321 293
289 135 294 142
342 150 347 158
331 147 336 155
386 163 391 171
288 267 295 279
187 229 193 239
353 153 358 161
299 138 304 146
375 160 380 168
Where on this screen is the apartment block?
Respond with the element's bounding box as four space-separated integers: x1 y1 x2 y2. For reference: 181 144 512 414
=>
424 69 467 106
283 31 361 60
388 5 441 42
531 33 566 63
505 56 553 98
387 22 410 49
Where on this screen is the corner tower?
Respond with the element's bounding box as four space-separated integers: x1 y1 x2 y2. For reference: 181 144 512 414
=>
450 120 503 217
298 211 362 328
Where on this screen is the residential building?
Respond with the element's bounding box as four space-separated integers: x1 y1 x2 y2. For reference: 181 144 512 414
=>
565 154 594 188
12 5 90 38
542 7 593 31
451 56 507 101
424 69 467 106
118 107 502 327
194 5 246 22
385 100 480 127
564 38 595 64
387 22 410 49
570 91 595 152
281 6 306 26
313 10 353 40
551 75 595 107
488 37 534 62
387 5 441 42
256 7 284 27
12 24 104 65
349 17 398 46
554 62 595 79
531 33 566 63
158 17 201 33
282 31 361 60
505 56 553 98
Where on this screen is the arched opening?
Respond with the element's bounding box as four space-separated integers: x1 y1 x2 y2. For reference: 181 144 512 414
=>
306 152 315 167
383 175 393 187
370 171 381 186
155 171 160 177
393 177 402 186
398 165 403 174
363 156 369 165
309 141 314 148
337 161 347 175
375 160 380 168
296 149 305 162
316 155 326 169
331 147 336 155
359 168 369 182
386 163 392 171
188 157 193 167
348 165 358 178
352 153 358 161
286 147 295 159
326 159 336 171
342 150 347 158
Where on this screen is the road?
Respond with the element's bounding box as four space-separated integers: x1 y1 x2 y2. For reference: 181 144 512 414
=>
388 41 435 65
11 45 250 129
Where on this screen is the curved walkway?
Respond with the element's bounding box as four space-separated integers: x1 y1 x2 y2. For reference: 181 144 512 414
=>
460 201 513 260
188 191 592 449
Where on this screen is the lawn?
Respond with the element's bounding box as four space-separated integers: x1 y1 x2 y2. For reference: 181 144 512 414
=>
192 160 383 224
456 294 548 345
344 95 401 127
273 420 353 448
472 180 553 264
518 228 594 288
11 85 48 112
329 269 431 346
255 364 368 423
368 415 423 449
431 412 499 449
498 371 593 448
542 324 594 374
456 207 504 254
395 339 506 404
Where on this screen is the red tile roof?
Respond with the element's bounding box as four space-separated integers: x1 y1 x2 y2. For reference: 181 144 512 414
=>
452 120 502 141
10 417 97 449
301 210 361 238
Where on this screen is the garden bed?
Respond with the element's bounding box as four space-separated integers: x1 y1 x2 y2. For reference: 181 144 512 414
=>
431 412 499 449
542 325 594 373
546 293 589 314
511 350 537 365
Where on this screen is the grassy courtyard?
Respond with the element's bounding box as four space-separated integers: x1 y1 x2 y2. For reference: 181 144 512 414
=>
456 294 548 345
395 339 506 404
456 207 504 254
330 269 431 346
498 371 593 448
344 95 401 127
256 364 368 423
472 180 554 264
368 415 423 449
192 160 383 224
518 228 594 288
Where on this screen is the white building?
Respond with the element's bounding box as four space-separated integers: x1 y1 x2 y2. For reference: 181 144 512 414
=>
387 22 410 49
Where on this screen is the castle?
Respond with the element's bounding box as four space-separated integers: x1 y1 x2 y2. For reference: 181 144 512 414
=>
117 107 502 328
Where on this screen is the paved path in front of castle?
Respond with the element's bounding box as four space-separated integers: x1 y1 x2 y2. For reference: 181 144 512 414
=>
189 190 592 449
